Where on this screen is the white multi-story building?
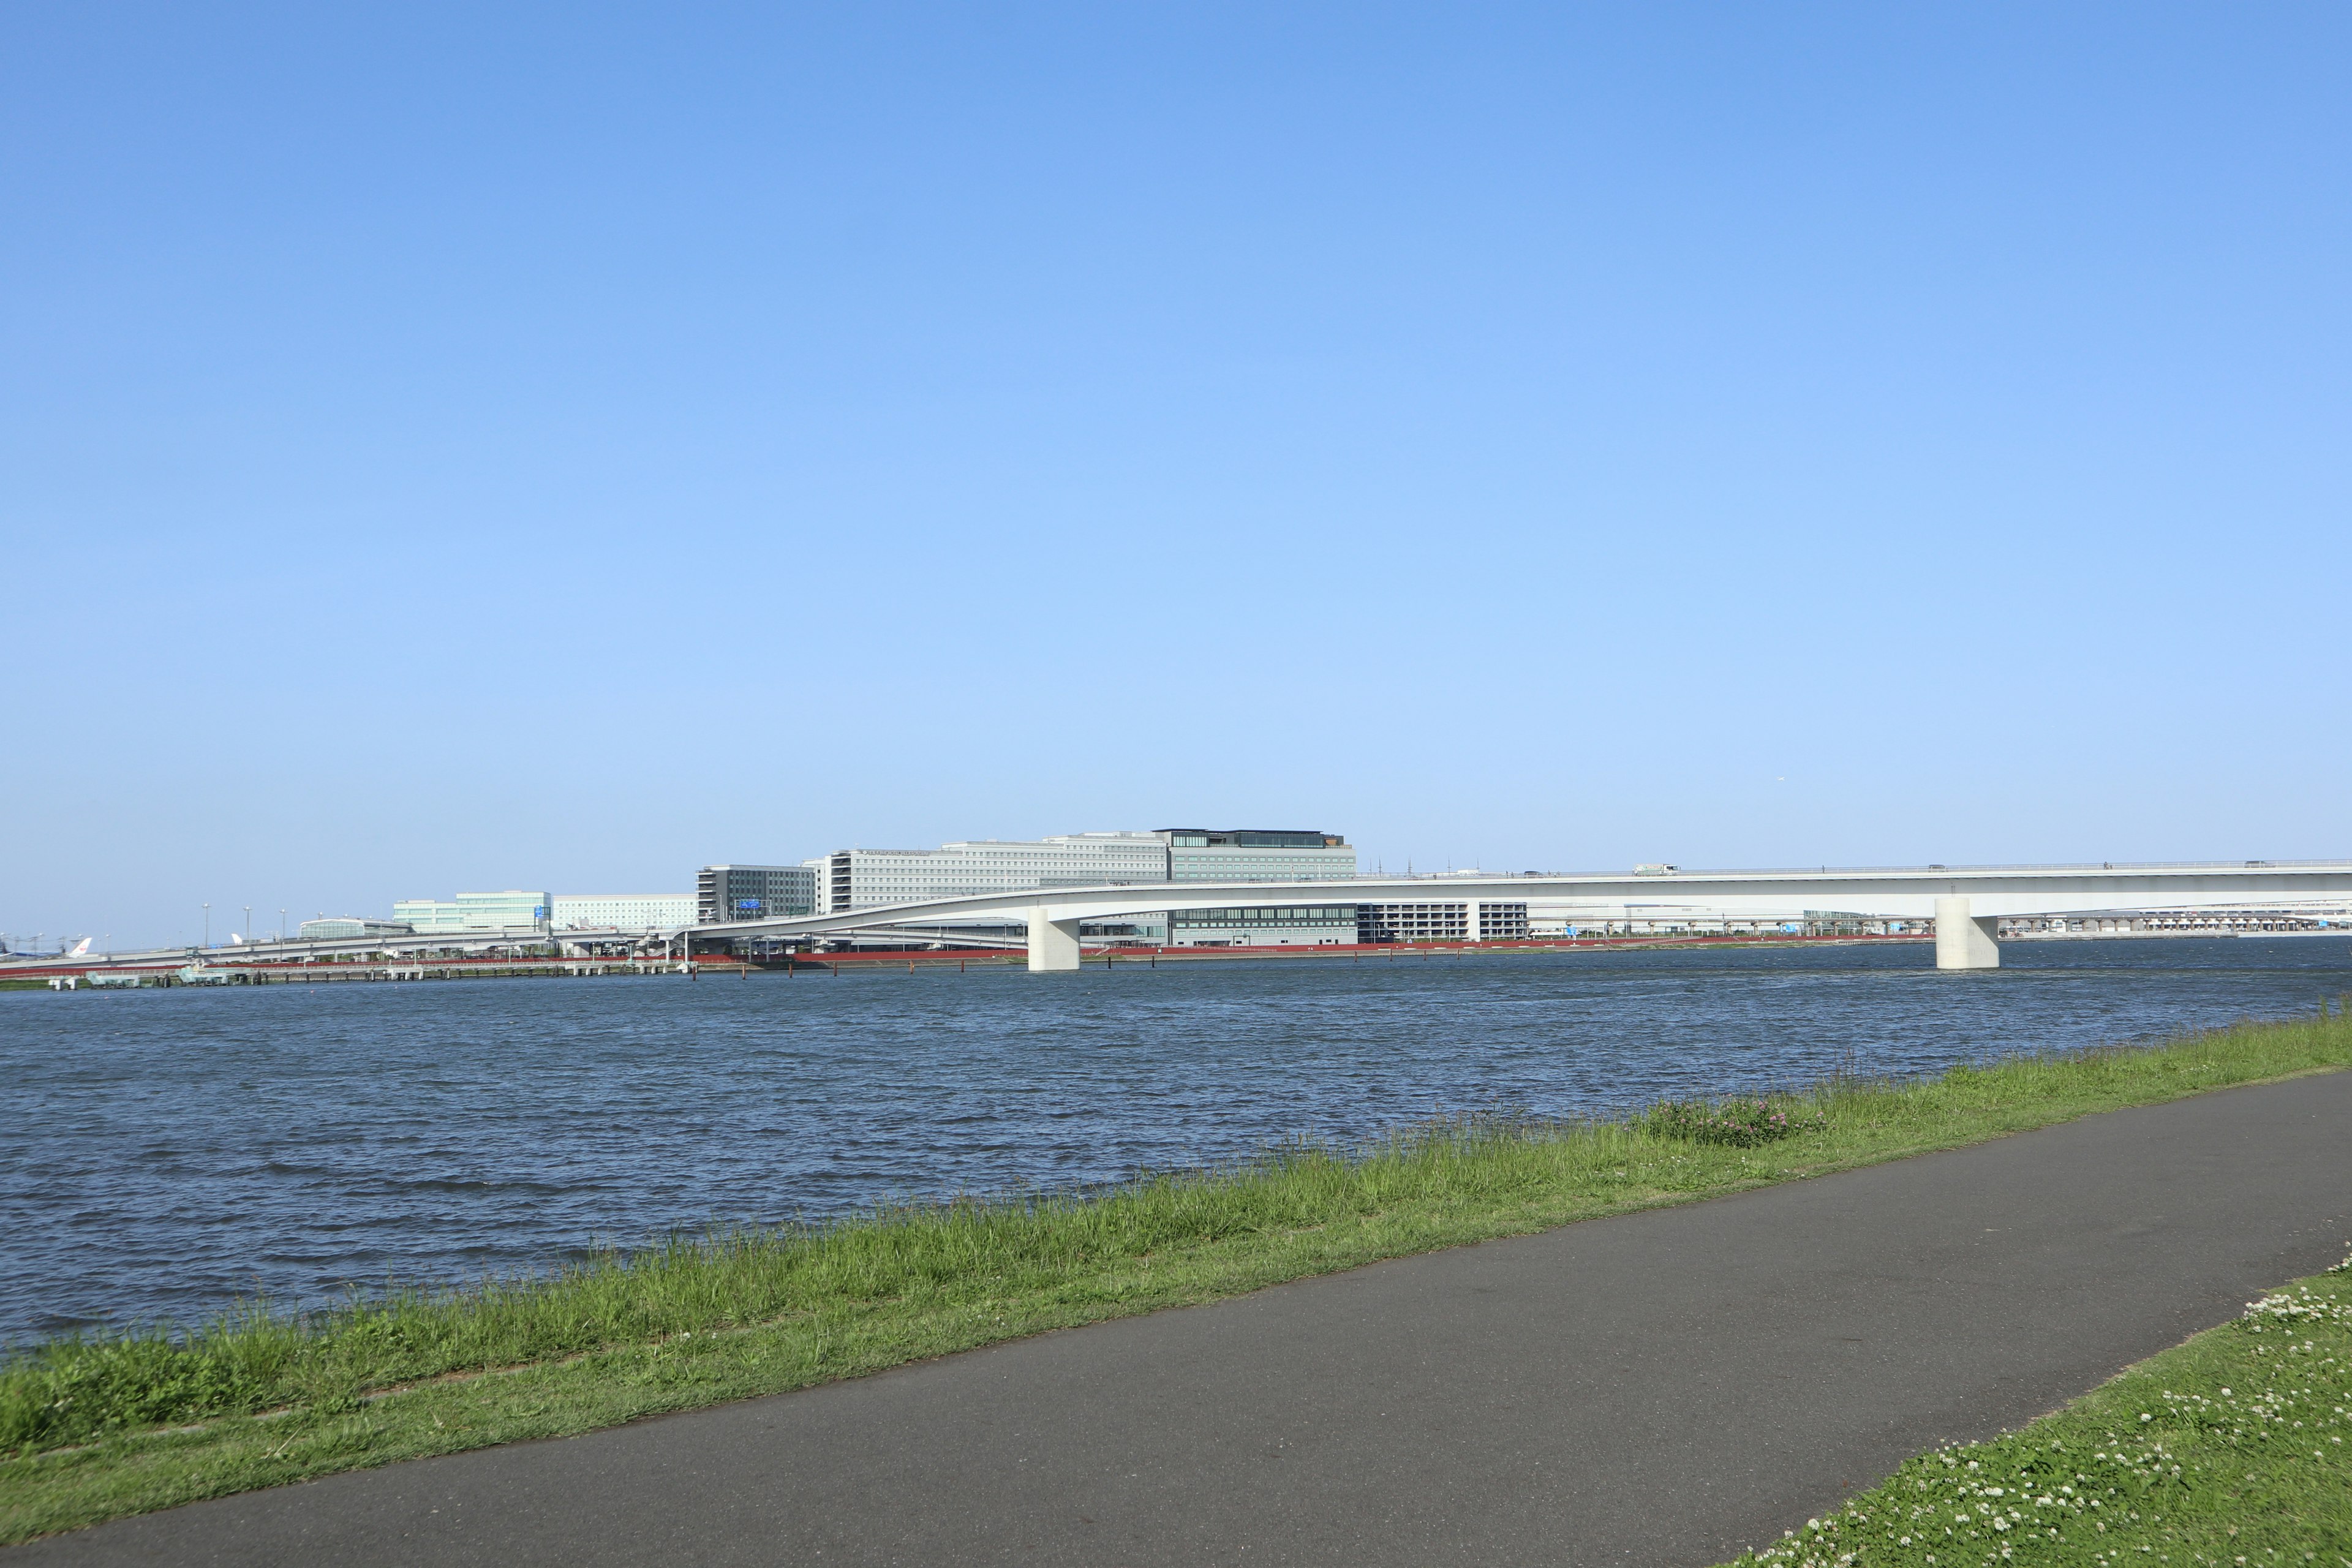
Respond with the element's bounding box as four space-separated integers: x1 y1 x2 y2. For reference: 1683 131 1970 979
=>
811 834 1174 914
798 829 1359 948
391 891 549 932
552 894 695 932
810 829 1359 913
1158 830 1357 944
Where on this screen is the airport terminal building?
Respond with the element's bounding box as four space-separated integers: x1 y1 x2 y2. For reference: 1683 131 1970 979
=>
765 829 1362 949
697 830 1556 951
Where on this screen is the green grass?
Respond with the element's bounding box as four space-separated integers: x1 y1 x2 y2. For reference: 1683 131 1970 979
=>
4 1006 2350 1546
1718 1257 2352 1567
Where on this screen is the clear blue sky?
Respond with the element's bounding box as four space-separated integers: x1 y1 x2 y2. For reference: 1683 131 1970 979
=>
5 4 2347 948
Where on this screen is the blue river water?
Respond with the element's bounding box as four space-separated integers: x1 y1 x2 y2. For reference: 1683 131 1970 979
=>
4 937 2348 1345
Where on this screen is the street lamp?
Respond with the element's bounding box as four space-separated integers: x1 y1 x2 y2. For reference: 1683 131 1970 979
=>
243 907 252 945
202 903 210 949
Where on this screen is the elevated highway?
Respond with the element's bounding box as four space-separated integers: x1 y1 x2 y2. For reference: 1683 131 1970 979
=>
681 860 2352 972
16 862 2347 981
0 925 627 976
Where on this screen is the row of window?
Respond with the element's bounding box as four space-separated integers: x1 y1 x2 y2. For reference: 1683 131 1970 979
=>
1165 833 1336 849
1360 919 1468 939
1172 907 1355 926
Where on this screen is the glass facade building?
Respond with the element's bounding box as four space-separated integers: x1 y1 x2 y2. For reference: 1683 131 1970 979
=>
1167 904 1357 947
1159 829 1356 883
551 894 696 932
1156 829 1357 944
391 891 549 932
297 917 415 940
697 865 820 925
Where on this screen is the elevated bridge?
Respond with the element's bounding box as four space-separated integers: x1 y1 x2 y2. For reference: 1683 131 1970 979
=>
682 860 2352 973
0 925 622 976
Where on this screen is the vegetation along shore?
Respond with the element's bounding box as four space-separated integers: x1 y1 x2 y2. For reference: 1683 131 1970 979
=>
3 1003 2349 1545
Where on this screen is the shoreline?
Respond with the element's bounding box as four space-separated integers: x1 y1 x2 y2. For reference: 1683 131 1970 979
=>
13 929 2331 990
0 932 1934 989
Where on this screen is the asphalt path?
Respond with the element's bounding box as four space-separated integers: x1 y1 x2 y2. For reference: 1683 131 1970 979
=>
18 1074 2352 1567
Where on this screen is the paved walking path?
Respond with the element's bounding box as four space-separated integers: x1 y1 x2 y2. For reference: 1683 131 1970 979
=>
18 1074 2352 1567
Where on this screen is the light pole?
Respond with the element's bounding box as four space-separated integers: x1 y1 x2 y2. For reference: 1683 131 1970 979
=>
279 909 287 943
202 903 210 949
243 907 252 944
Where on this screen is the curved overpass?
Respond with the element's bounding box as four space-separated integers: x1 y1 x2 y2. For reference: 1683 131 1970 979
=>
680 859 2352 971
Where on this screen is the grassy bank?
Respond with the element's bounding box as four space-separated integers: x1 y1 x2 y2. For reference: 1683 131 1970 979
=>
1719 1254 2352 1567
4 1007 2350 1545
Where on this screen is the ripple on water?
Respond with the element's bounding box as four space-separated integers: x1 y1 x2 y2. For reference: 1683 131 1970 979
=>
2 938 2347 1341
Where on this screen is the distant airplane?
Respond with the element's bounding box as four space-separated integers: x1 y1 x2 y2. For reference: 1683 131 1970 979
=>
65 937 91 957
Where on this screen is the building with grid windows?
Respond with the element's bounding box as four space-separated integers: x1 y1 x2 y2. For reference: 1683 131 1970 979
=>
689 829 1380 949
1356 901 1528 943
1477 902 1530 940
552 894 695 932
1153 829 1357 944
697 865 819 926
1161 829 1355 882
805 829 1359 944
810 834 1175 914
391 899 459 932
1357 902 1466 942
1167 904 1358 947
391 891 550 933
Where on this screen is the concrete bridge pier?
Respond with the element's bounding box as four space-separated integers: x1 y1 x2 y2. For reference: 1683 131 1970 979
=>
1934 896 2001 970
1027 909 1083 973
